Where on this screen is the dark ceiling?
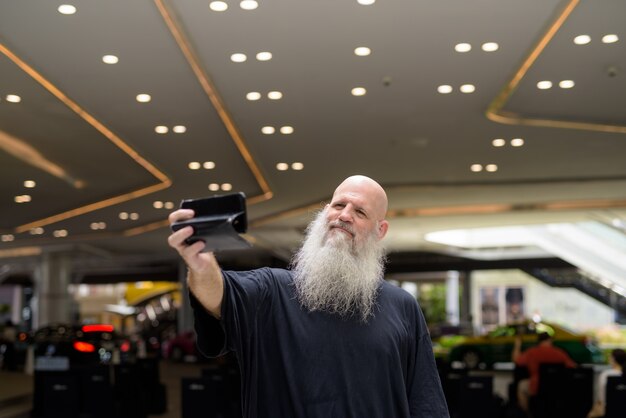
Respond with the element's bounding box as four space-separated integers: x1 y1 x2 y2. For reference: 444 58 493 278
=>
1 0 625 279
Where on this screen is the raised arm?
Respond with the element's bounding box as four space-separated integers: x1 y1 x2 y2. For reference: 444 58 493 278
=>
168 209 224 318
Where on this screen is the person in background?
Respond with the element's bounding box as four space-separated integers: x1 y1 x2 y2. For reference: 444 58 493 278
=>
512 331 576 414
168 175 449 418
587 348 626 418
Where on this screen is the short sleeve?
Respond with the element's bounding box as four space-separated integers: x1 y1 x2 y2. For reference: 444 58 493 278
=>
189 290 227 357
219 269 272 352
407 302 450 417
189 268 271 357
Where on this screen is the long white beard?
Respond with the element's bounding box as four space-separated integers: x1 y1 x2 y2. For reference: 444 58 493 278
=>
291 210 387 322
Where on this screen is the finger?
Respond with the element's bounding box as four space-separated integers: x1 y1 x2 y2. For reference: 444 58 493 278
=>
167 225 194 249
168 208 195 224
180 240 209 270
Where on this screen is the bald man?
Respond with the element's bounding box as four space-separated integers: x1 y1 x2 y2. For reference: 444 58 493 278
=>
168 175 449 418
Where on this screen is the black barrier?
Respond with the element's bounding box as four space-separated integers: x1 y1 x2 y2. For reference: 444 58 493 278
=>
114 364 148 418
183 375 242 418
41 372 80 418
136 357 167 414
32 361 167 418
80 366 115 418
457 375 499 418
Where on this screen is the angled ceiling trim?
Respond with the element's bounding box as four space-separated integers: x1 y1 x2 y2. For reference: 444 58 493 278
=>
485 0 626 134
0 42 172 234
154 0 273 205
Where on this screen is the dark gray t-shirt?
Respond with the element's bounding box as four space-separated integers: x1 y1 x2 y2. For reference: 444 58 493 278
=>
191 267 449 418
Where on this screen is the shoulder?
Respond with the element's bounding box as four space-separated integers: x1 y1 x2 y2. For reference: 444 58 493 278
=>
222 267 291 282
380 280 416 303
221 267 293 294
380 281 422 313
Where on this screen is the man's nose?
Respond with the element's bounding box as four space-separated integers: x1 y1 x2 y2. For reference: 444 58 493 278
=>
338 207 353 222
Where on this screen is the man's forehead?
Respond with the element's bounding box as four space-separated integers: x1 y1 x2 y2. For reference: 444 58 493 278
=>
332 190 367 204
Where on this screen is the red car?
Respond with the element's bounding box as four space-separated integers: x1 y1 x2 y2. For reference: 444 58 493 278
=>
163 331 199 362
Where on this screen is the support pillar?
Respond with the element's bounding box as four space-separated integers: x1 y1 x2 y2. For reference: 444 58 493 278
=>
32 252 74 329
446 270 460 326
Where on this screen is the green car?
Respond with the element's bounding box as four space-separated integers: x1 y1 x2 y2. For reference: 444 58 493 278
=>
447 320 604 369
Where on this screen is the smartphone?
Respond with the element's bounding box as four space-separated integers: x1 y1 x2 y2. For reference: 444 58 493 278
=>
170 192 249 251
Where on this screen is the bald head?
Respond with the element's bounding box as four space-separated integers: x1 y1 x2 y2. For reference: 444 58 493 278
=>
333 175 388 220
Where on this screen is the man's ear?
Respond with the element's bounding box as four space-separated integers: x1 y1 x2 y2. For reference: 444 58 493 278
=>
377 220 389 240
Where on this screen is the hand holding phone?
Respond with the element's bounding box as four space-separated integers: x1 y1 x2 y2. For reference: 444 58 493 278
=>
170 192 250 252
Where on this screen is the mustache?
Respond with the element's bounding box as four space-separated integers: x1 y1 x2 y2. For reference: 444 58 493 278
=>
328 220 355 236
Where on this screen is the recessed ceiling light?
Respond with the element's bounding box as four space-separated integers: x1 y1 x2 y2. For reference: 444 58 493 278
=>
24 180 36 188
155 126 168 134
492 139 506 147
188 162 201 170
119 212 129 220
470 164 483 172
536 80 553 90
90 222 106 230
454 43 472 53
357 0 375 5
354 47 371 56
559 80 575 89
1 235 14 242
208 183 220 191
291 162 304 170
14 195 31 203
240 0 258 10
153 201 164 209
262 126 276 134
481 42 499 52
221 183 233 191
102 55 119 64
246 92 262 101
203 161 216 169
276 163 289 171
58 5 77 15
460 84 475 93
437 85 453 94
351 87 367 96
136 94 151 103
209 1 228 12
164 202 175 210
602 34 619 44
129 213 139 221
510 138 525 147
256 52 273 61
280 126 294 134
53 230 68 238
485 164 498 172
173 125 187 133
230 53 247 63
30 227 44 235
574 35 591 45
6 94 21 103
267 91 283 100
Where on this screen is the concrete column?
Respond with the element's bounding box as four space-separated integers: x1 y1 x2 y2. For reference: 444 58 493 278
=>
460 271 473 333
33 252 74 328
177 261 193 332
446 270 460 326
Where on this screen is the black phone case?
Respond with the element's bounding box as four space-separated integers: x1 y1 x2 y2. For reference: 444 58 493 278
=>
170 192 250 252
